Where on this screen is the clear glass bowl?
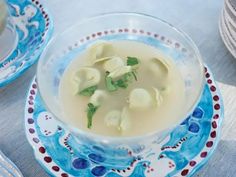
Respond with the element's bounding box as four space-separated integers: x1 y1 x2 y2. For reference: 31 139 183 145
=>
0 0 18 61
37 12 204 164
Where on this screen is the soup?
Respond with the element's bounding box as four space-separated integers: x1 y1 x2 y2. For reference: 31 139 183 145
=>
59 40 186 137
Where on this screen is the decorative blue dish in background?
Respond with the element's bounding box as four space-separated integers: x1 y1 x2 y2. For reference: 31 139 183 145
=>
0 0 53 87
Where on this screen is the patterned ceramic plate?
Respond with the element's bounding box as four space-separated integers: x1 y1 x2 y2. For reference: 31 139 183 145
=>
24 65 223 177
0 0 53 87
0 150 23 177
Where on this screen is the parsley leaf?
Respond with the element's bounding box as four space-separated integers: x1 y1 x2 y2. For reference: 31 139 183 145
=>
114 79 128 88
105 72 118 91
114 72 134 89
127 57 139 66
87 103 99 129
123 72 134 82
105 56 139 92
79 85 98 96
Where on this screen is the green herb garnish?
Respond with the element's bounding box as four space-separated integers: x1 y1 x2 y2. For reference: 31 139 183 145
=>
114 79 128 88
123 72 133 81
115 72 133 88
127 57 139 66
131 71 137 81
105 72 118 91
127 57 138 81
87 103 99 129
114 72 134 89
79 85 98 96
105 71 137 91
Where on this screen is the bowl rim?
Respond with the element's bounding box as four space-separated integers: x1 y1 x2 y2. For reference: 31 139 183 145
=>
37 12 205 143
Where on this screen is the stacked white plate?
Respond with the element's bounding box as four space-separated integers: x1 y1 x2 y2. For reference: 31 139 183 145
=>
219 0 236 58
0 150 23 177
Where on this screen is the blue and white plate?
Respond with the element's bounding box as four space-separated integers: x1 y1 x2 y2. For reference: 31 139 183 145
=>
0 0 53 87
24 65 223 177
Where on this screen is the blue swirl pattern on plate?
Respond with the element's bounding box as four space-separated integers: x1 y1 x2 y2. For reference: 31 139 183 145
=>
0 0 53 87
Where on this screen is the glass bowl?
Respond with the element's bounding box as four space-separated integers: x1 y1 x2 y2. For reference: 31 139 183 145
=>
0 0 18 61
37 12 204 165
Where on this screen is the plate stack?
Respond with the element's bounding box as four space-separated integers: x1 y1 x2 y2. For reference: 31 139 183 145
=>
219 0 236 58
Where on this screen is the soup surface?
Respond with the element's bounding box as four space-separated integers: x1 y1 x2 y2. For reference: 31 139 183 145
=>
59 40 186 137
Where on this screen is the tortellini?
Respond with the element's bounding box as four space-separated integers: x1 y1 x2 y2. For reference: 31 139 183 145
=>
103 56 125 72
74 67 101 92
152 87 163 106
104 107 131 132
119 107 131 131
89 41 115 65
128 88 153 109
89 90 108 106
104 110 121 127
149 57 170 78
108 66 132 79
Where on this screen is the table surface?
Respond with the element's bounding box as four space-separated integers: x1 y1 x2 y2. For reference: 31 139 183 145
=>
1 0 236 177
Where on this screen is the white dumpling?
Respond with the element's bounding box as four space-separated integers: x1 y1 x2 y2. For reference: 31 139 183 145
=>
103 57 125 72
149 57 170 78
104 110 121 127
108 66 132 79
129 88 153 109
119 107 131 131
88 41 115 65
152 87 163 106
89 90 108 106
74 67 101 92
